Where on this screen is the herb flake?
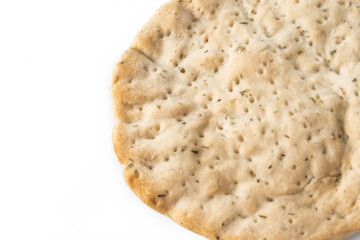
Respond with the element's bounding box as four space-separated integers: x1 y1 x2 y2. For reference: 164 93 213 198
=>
191 150 199 154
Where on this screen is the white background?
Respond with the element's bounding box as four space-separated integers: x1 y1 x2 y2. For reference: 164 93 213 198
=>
0 1 359 240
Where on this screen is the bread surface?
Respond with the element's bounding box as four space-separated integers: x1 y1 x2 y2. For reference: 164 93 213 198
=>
112 1 360 239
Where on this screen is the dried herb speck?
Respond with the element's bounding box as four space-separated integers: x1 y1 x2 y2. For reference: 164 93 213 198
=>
157 194 167 198
240 90 248 96
331 132 336 138
191 150 199 154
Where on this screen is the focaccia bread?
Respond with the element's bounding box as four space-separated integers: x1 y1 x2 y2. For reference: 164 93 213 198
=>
111 0 360 239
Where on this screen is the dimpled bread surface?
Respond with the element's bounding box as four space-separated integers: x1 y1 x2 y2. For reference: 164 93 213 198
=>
111 0 360 239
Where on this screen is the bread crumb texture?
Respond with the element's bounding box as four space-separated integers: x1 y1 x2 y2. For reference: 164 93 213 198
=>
112 0 360 239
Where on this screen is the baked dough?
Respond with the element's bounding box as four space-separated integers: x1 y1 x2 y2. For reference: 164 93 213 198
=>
112 0 360 239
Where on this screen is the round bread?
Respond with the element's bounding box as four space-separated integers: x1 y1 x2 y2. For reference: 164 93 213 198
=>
111 0 360 239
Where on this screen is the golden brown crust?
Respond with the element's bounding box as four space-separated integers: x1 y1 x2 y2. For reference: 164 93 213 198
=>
112 0 360 239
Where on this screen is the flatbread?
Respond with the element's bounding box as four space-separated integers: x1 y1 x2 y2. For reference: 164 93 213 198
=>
111 0 360 239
